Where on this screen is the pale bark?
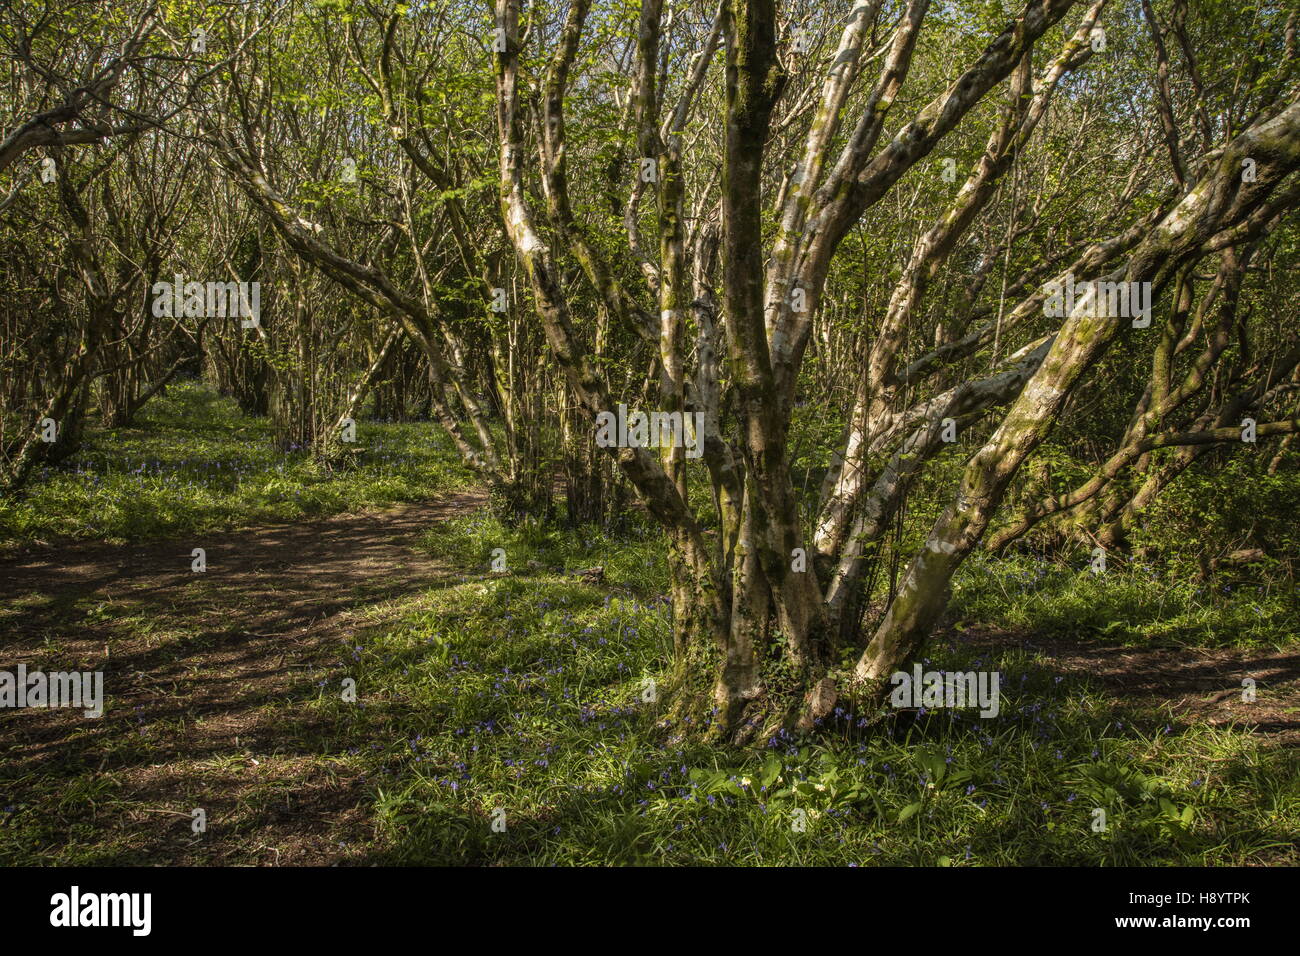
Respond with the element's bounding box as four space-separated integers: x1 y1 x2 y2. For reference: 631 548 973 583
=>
854 99 1300 683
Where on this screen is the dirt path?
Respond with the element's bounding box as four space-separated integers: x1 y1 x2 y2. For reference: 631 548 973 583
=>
953 625 1300 747
0 492 484 865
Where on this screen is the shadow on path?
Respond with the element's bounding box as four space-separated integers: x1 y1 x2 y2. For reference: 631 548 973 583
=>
0 492 484 865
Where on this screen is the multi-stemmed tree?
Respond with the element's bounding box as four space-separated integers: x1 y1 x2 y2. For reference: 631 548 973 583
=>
490 0 1300 738
5 0 1299 746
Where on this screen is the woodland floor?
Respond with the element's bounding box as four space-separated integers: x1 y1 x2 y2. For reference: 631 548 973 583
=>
955 626 1300 745
0 492 484 864
1 492 1297 865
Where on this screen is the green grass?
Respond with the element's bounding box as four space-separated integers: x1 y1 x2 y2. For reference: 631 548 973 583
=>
5 507 1295 866
952 551 1300 650
0 379 475 547
4 388 1295 866
285 513 1297 866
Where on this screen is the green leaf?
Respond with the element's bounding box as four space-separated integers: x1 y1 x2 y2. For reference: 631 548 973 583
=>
897 801 923 824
